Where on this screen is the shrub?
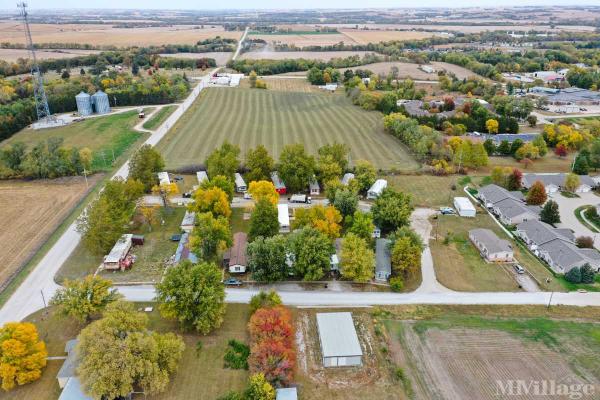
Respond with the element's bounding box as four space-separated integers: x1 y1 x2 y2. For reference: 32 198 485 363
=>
224 339 250 370
249 290 282 314
581 264 596 284
576 236 594 249
565 267 582 284
389 276 404 292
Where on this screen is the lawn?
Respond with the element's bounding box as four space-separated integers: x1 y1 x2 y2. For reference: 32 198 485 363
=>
56 207 185 284
1 110 149 171
155 87 420 171
482 154 574 174
386 174 460 208
231 207 250 234
430 213 563 292
143 105 178 130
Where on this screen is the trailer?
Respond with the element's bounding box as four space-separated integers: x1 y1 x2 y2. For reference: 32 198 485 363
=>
234 173 247 193
289 194 312 204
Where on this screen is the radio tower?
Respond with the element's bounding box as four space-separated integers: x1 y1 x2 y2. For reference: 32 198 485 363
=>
18 2 54 123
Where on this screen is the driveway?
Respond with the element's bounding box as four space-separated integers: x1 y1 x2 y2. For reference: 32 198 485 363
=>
551 191 600 248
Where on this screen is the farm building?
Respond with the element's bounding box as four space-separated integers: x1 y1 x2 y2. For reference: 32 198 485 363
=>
225 232 248 273
235 173 247 192
271 172 287 194
469 229 514 262
341 173 355 186
276 388 298 400
316 312 363 367
91 90 110 114
278 204 290 233
309 177 320 196
75 92 93 116
180 211 196 233
367 179 387 200
196 170 208 185
103 234 133 270
375 238 391 281
158 171 170 186
453 197 476 217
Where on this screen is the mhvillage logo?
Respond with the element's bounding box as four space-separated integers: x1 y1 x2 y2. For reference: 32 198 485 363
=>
495 376 596 399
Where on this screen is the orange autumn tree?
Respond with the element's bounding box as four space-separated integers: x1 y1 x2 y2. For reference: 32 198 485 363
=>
526 180 547 205
0 322 48 391
248 307 295 347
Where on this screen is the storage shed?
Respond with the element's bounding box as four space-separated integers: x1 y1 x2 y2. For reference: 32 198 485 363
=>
453 197 476 217
276 388 298 400
196 170 208 185
316 312 363 367
367 179 387 200
57 339 78 389
91 90 110 114
341 173 355 186
75 92 92 116
235 173 247 192
103 234 133 270
278 204 290 233
271 171 286 195
58 377 92 400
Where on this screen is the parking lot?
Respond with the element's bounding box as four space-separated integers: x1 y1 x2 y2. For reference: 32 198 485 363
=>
551 191 600 248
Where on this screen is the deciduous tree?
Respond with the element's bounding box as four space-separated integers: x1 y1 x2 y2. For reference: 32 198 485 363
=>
247 236 289 283
353 159 376 193
248 180 279 205
249 291 282 314
526 181 547 205
246 145 274 183
245 373 275 400
50 275 120 322
200 174 235 201
485 118 499 134
190 187 231 219
206 141 240 180
333 189 358 217
292 205 342 239
128 145 165 191
347 211 375 242
390 228 423 280
372 188 413 233
564 173 581 193
0 322 47 391
278 144 315 193
249 199 280 241
190 212 232 261
340 233 375 283
287 228 333 281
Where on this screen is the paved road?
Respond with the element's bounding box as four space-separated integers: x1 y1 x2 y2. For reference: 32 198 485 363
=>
551 191 600 248
0 69 219 325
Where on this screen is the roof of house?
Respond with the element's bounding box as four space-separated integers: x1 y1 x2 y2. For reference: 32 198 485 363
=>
493 198 539 220
469 228 512 254
57 340 79 380
375 239 391 277
341 173 355 185
309 177 320 191
368 179 387 194
539 238 587 270
196 170 208 184
316 312 363 358
454 197 475 211
276 387 298 400
104 234 132 264
579 248 600 262
58 377 92 400
181 211 196 227
522 173 596 189
271 171 285 189
484 133 540 144
478 184 521 204
64 339 78 354
278 204 290 226
546 87 600 103
174 233 198 264
517 220 574 245
229 232 248 267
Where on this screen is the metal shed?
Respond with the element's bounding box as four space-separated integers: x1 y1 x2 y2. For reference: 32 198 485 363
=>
367 179 387 200
235 173 247 192
316 312 363 367
453 197 476 217
75 92 92 116
92 90 111 114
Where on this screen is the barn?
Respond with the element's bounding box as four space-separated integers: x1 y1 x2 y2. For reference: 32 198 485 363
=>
316 312 363 367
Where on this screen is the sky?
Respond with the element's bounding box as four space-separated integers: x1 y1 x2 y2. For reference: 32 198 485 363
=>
0 0 599 11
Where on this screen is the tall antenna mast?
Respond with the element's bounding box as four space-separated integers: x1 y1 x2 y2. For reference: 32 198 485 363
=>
18 2 53 122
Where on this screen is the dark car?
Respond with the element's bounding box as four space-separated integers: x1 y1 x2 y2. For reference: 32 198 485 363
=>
224 278 242 286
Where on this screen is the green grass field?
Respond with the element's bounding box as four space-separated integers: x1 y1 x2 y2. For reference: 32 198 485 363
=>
387 175 460 208
1 110 149 171
156 87 419 171
143 105 177 130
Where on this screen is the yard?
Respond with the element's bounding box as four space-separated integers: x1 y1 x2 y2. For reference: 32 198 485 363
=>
384 307 600 400
483 154 575 173
0 176 102 292
430 213 563 292
56 207 186 284
1 110 149 171
386 174 460 208
156 87 419 171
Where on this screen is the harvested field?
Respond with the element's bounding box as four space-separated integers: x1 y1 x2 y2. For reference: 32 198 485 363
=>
0 22 242 46
341 62 439 81
431 61 485 80
0 176 101 290
311 23 596 33
338 29 437 44
0 48 101 61
156 87 419 171
239 50 379 61
159 52 232 66
240 77 321 93
248 32 353 47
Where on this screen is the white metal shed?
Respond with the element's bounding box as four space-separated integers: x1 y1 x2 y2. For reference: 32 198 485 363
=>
453 197 476 217
234 173 247 192
367 179 387 199
316 312 363 367
158 171 170 186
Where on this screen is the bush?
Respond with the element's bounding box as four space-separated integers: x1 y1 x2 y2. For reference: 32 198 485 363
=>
389 277 404 292
249 290 283 314
576 236 594 249
565 267 582 284
224 339 250 370
581 264 596 284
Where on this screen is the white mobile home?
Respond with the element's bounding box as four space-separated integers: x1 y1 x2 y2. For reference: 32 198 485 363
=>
180 211 196 233
234 173 247 193
103 234 133 270
196 171 208 185
278 204 290 233
367 179 387 200
453 197 476 217
158 172 170 186
316 312 363 367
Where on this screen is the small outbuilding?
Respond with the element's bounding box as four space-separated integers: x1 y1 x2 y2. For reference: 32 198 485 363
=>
180 211 196 233
453 197 476 217
276 388 298 400
271 171 286 195
57 339 79 389
235 173 247 193
91 90 110 114
341 173 355 186
330 238 342 272
158 171 170 186
196 170 208 185
103 234 133 270
309 177 320 196
367 179 387 200
58 377 92 400
316 312 363 367
75 92 92 116
226 232 248 273
278 204 290 233
469 229 514 262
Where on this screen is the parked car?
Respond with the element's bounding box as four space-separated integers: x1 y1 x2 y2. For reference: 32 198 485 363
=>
513 264 525 274
174 175 184 182
439 207 455 215
224 278 242 286
243 192 252 200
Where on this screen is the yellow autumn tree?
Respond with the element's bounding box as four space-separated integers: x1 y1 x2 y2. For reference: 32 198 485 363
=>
190 187 231 219
248 180 279 206
292 205 342 239
485 119 499 134
0 322 48 391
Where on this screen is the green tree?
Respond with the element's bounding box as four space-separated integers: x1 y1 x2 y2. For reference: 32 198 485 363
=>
190 212 233 261
50 276 120 323
200 174 235 201
353 159 376 193
190 187 231 219
347 211 375 242
372 188 413 233
307 67 324 85
249 199 280 241
206 141 240 180
540 200 560 225
247 235 288 282
333 189 358 217
324 179 344 204
340 233 375 283
288 228 333 281
245 373 275 400
483 139 496 155
581 263 596 284
249 70 258 88
278 144 315 193
497 140 511 156
526 180 547 205
128 145 165 191
389 227 424 280
246 145 274 183
0 142 26 172
564 173 581 193
572 154 589 175
249 290 282 314
156 260 226 334
316 154 343 184
77 302 184 399
565 266 582 283
532 135 548 157
318 143 349 172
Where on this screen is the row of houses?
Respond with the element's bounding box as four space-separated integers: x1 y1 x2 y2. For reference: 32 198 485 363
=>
521 173 597 194
477 184 540 225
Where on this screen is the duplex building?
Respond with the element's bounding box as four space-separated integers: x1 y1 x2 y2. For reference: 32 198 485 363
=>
522 173 596 194
468 228 514 262
477 184 539 225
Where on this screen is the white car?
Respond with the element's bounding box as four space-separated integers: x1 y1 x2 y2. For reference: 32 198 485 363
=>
243 192 252 200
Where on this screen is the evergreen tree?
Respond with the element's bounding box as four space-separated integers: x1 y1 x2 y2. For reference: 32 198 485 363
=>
581 263 596 284
565 266 582 283
572 154 589 175
540 200 560 225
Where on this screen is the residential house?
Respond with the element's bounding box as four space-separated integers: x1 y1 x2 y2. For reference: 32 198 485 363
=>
224 232 248 273
234 173 247 193
468 228 514 262
173 232 198 264
477 184 523 208
158 171 170 186
375 239 391 281
278 204 290 233
196 170 208 185
522 173 596 194
103 234 133 270
309 177 320 196
57 340 79 389
491 198 540 225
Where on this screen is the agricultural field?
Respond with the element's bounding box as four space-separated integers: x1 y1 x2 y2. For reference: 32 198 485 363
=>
341 62 439 81
313 23 596 33
239 50 380 61
0 22 242 46
1 109 149 171
338 28 438 44
239 77 321 93
156 87 420 171
0 48 102 62
385 310 600 400
247 32 353 47
430 213 563 292
0 176 101 291
159 52 232 66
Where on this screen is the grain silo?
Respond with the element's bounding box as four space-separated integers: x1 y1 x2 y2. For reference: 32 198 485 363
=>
75 91 92 116
92 90 111 114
